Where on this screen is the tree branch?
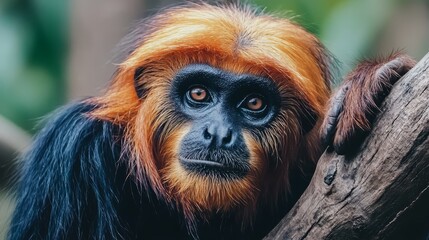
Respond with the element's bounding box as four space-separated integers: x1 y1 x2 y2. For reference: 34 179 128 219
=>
265 52 429 240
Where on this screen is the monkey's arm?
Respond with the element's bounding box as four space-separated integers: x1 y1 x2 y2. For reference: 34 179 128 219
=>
321 54 416 154
8 102 124 240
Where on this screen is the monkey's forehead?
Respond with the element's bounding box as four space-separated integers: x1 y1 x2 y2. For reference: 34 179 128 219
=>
117 4 331 111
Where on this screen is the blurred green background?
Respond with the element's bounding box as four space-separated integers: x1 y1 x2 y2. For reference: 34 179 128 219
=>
0 0 428 238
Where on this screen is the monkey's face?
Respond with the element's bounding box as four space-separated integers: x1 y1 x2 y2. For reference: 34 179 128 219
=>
155 63 285 213
172 64 280 179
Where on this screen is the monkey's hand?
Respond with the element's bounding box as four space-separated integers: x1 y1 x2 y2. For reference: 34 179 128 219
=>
320 53 416 155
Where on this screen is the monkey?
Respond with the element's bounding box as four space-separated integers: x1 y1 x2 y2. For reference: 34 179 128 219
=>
7 3 415 240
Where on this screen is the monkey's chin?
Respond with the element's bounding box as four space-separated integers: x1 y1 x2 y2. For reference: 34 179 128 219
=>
179 156 248 179
163 157 259 213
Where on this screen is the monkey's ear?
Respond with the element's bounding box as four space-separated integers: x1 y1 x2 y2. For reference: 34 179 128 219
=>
134 67 147 99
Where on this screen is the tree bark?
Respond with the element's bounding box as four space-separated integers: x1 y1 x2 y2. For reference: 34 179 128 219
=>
265 52 429 240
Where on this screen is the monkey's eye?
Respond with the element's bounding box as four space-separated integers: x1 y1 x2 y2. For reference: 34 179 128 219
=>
246 97 264 111
239 94 267 113
189 87 207 101
186 86 211 105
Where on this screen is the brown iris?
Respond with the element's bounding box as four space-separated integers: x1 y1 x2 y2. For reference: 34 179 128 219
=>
189 87 208 102
246 97 264 111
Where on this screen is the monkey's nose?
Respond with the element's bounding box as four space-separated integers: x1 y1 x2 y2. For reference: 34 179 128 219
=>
203 123 234 148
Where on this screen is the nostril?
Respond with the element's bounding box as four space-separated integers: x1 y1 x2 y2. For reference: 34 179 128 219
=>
222 128 233 145
204 124 234 147
203 128 212 140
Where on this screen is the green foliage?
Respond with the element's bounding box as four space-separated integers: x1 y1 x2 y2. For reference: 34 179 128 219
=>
251 0 402 78
0 0 68 133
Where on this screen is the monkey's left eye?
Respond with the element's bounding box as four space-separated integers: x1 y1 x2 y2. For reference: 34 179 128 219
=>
239 94 267 113
246 97 264 111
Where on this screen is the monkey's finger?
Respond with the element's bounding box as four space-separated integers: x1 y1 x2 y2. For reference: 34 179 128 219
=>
332 119 366 155
320 82 350 148
333 53 416 155
374 54 416 86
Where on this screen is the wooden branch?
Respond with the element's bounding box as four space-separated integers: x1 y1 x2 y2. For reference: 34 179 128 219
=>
265 53 429 240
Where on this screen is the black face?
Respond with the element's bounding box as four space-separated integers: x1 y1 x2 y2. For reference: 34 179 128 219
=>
170 64 281 179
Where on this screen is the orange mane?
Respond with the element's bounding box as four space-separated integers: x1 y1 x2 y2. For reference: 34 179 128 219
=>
90 3 331 226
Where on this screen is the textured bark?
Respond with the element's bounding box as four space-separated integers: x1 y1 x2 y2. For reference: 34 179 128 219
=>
265 52 429 240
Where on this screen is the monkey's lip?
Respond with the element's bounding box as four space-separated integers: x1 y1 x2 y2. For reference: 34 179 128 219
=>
178 156 247 177
179 156 225 168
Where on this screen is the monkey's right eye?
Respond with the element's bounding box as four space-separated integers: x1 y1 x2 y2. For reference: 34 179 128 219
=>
186 86 211 105
184 85 212 108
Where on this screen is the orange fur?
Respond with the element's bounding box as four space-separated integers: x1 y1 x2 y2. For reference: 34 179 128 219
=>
89 3 330 229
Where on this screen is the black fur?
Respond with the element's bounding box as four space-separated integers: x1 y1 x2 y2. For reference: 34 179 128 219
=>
7 102 188 239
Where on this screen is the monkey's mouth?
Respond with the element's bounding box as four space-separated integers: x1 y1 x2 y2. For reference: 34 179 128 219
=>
179 156 249 179
180 157 225 167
